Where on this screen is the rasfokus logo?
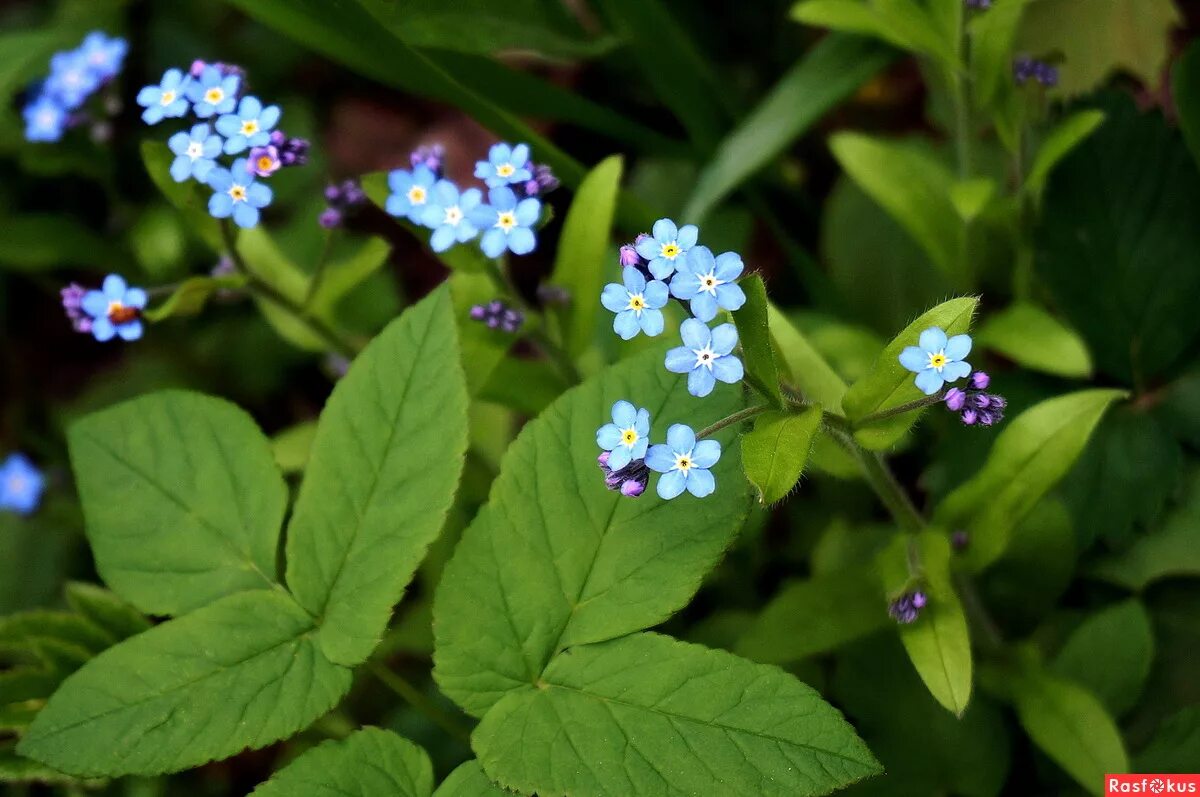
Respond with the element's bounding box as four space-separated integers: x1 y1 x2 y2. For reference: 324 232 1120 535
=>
1107 775 1200 795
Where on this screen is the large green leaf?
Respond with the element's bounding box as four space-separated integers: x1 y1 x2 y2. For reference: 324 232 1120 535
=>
1052 599 1153 717
472 633 881 796
67 391 287 616
1090 471 1200 590
434 761 510 797
975 301 1092 378
740 407 824 506
18 590 352 777
286 286 468 666
63 582 150 643
250 727 433 796
768 304 848 409
433 348 748 717
934 389 1124 570
791 0 957 69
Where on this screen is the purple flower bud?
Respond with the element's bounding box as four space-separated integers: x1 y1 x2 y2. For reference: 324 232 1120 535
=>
189 59 208 78
469 304 487 321
525 163 559 196
324 353 351 379
247 145 282 177
962 409 978 426
945 387 967 411
324 184 343 204
911 591 927 609
964 0 991 7
597 451 611 467
970 371 990 390
972 393 994 409
410 143 445 175
278 136 310 167
470 300 523 333
211 256 236 278
620 479 646 497
319 207 343 229
61 283 93 334
619 244 641 267
951 530 969 551
270 130 286 147
214 62 245 80
889 591 927 624
537 283 571 306
340 179 365 207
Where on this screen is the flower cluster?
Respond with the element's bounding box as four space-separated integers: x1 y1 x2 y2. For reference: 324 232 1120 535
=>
469 300 524 333
61 274 147 343
1013 56 1059 88
320 179 367 229
899 326 973 395
23 31 127 143
596 401 722 500
0 453 45 515
888 590 928 624
385 142 558 258
945 371 1007 426
138 60 308 229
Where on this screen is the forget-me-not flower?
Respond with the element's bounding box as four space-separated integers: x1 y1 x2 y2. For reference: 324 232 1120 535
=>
600 266 668 340
899 326 972 395
137 68 190 125
168 124 223 183
595 400 651 471
420 180 482 252
386 165 438 225
670 245 746 322
186 65 239 118
23 96 67 142
207 158 273 228
78 32 127 81
474 142 533 188
0 453 45 516
665 319 744 398
215 95 280 154
81 274 147 342
469 186 540 258
635 218 700 280
646 424 721 500
45 50 100 109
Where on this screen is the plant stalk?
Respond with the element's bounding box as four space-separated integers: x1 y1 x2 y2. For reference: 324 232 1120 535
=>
368 661 473 745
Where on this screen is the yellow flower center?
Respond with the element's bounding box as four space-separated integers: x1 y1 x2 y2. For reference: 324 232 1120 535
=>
408 186 427 204
627 293 646 312
258 155 275 171
661 243 681 259
675 453 693 473
496 163 515 178
107 301 138 324
229 184 247 202
928 352 948 369
620 428 638 446
205 88 224 104
241 120 259 136
497 211 517 231
160 90 177 106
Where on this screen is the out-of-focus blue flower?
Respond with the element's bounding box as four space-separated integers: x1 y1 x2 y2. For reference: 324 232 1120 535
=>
81 274 147 342
646 424 721 500
23 95 67 142
385 165 438 225
474 142 533 188
207 158 273 229
600 266 668 340
78 32 127 82
469 187 540 258
215 95 280 154
595 400 651 471
168 124 223 183
420 180 482 252
186 65 239 118
45 50 100 109
669 245 746 322
665 319 744 398
137 68 190 125
898 327 972 395
635 218 700 280
0 453 45 516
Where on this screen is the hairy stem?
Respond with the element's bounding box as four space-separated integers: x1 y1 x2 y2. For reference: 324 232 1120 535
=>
696 404 773 439
368 661 473 745
855 392 946 426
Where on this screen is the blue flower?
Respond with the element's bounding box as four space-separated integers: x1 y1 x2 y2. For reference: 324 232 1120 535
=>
45 50 100 109
137 68 190 125
669 245 746 322
600 266 668 340
23 95 67 143
81 274 147 342
78 32 128 82
646 424 721 500
665 318 744 398
186 65 239 118
419 180 482 252
595 400 651 471
635 218 700 280
385 166 438 225
474 142 533 188
899 327 972 395
215 95 281 155
469 187 540 258
0 453 45 516
207 158 273 228
168 124 223 183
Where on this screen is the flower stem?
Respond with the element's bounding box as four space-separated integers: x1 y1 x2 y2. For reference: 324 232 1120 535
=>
481 256 581 385
696 404 773 439
368 661 473 745
855 392 946 426
824 421 924 534
303 226 339 309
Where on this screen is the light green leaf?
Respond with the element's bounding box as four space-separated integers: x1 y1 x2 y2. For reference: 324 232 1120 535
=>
791 0 956 67
878 532 973 715
286 286 468 666
1175 39 1200 169
683 34 892 222
17 590 352 777
1025 110 1106 197
140 140 222 250
734 276 785 408
270 420 317 475
0 214 120 272
308 236 392 317
250 727 433 796
433 348 748 717
434 761 510 797
948 177 996 222
479 357 570 416
975 301 1093 378
0 611 110 658
842 297 978 448
1011 662 1129 795
1090 471 1200 589
735 567 887 663
68 390 287 616
549 155 623 358
0 740 92 786
740 407 824 505
449 271 517 396
63 582 150 644
129 204 188 279
236 226 332 352
143 275 246 322
768 303 848 409
474 633 880 796
934 389 1125 570
969 0 1031 110
1052 599 1153 716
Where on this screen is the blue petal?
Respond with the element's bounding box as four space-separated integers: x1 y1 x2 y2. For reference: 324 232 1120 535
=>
258 105 281 130
919 326 948 353
620 266 645 294
386 195 410 218
898 346 928 372
81 291 108 318
170 155 192 182
507 227 536 255
714 252 743 281
652 218 678 242
168 131 190 155
240 95 262 118
459 188 483 210
691 440 721 468
635 238 659 260
223 134 248 155
480 228 507 258
136 86 160 106
716 283 746 312
193 159 216 182
489 142 512 164
515 198 541 226
945 334 972 361
712 355 744 384
645 444 675 473
141 106 164 125
596 423 622 450
117 320 144 341
608 446 633 470
246 183 273 208
232 202 260 228
611 400 636 428
666 423 696 453
643 280 669 308
685 467 715 498
639 308 665 337
680 318 711 350
647 257 675 281
688 368 716 397
601 283 630 313
690 293 719 323
215 114 240 137
631 437 649 461
123 288 148 309
685 245 715 275
914 368 944 395
389 169 412 193
488 186 517 211
430 225 456 253
91 317 116 341
657 469 687 500
613 310 640 340
103 274 127 299
468 204 497 227
510 143 530 167
677 224 699 249
710 323 739 355
209 192 234 218
942 360 972 382
664 347 695 373
474 161 495 181
670 271 702 300
413 166 437 187
635 409 651 436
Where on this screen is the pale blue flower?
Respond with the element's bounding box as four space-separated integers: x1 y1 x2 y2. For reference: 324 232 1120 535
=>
168 124 223 183
186 65 239 118
78 32 128 82
0 453 45 515
215 95 281 154
898 327 972 395
45 50 100 109
635 218 699 280
600 266 668 340
469 187 540 258
207 158 273 228
386 165 438 225
420 180 482 252
665 318 744 398
670 245 746 322
23 95 67 142
595 400 651 471
474 142 533 188
137 68 190 125
646 424 721 500
81 274 147 342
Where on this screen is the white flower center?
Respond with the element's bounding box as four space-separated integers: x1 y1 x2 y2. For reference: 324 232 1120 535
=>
692 346 717 370
928 350 948 371
626 293 646 314
443 205 463 225
699 271 723 295
496 163 515 178
496 211 517 231
160 90 177 106
620 427 639 447
205 87 224 104
660 243 681 260
408 186 427 205
241 119 259 136
673 451 694 473
229 184 247 203
187 141 204 160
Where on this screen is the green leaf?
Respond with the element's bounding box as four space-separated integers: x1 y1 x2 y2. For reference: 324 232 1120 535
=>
270 420 317 475
237 226 329 352
0 740 92 786
434 761 510 797
472 633 881 796
129 204 188 279
734 276 785 408
982 499 1076 628
63 582 150 643
969 0 1031 110
1052 600 1153 717
286 286 468 666
878 532 973 716
433 348 748 717
948 177 996 222
735 567 887 663
479 357 570 416
308 236 392 318
17 590 352 777
449 271 517 396
934 389 1125 570
548 155 623 359
740 407 824 505
768 303 848 409
683 34 893 222
841 297 978 448
250 727 433 796
1090 471 1200 590
140 140 222 250
791 0 957 68
0 611 110 657
975 301 1093 378
1011 662 1128 795
0 214 120 272
1135 706 1200 772
1024 110 1105 198
68 390 288 615
1174 39 1200 169
143 275 246 322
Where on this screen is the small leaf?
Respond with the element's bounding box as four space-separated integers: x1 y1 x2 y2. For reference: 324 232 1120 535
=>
1051 599 1153 717
733 276 785 407
270 420 317 475
250 727 433 796
237 226 329 352
975 301 1093 378
934 388 1125 570
17 590 352 777
449 271 518 396
142 275 245 322
434 761 510 797
768 303 847 408
969 0 1032 110
948 177 996 222
472 633 881 797
308 236 392 317
1025 110 1106 198
0 610 111 657
791 0 956 67
68 390 288 616
140 140 221 250
740 406 823 505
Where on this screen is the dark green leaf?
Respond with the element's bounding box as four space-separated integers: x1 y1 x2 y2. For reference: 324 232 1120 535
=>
740 407 824 505
1135 706 1200 773
250 727 433 796
1090 471 1200 590
1174 39 1200 169
769 303 848 408
63 582 150 643
975 301 1092 378
1052 599 1153 717
0 214 120 272
1024 110 1106 198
